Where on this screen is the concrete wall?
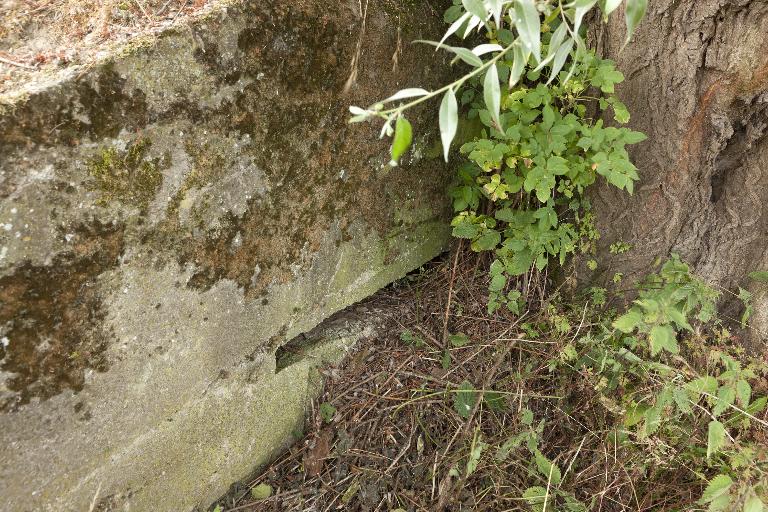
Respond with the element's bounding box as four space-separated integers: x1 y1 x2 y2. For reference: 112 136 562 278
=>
0 1 452 510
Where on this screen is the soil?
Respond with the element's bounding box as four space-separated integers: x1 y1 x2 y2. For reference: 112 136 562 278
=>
0 0 215 94
209 247 768 512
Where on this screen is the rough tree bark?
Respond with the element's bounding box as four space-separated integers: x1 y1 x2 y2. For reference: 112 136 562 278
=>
590 1 768 346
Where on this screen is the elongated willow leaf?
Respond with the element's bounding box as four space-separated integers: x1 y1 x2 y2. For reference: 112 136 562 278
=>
484 63 501 129
514 0 541 63
439 89 459 162
625 0 648 44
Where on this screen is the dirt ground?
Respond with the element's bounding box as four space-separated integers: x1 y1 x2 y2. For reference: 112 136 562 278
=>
209 247 768 512
0 0 214 93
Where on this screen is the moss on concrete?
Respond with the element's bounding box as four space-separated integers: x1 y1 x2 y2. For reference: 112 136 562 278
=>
86 138 166 211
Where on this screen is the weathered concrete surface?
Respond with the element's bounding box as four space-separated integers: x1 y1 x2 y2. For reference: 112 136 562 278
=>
0 1 452 510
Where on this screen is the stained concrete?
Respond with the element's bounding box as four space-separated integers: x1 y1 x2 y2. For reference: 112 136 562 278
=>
0 0 452 510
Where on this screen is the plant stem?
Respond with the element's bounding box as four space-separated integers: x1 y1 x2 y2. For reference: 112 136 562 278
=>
376 41 518 118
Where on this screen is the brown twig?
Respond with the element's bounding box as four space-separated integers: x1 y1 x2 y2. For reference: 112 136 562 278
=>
0 56 36 70
441 241 462 347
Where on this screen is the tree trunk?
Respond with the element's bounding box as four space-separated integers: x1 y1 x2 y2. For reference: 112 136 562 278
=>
590 0 768 346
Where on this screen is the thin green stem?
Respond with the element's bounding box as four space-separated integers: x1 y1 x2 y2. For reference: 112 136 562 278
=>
377 41 518 118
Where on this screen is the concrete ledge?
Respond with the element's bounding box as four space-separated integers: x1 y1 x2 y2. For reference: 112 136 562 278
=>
0 1 452 510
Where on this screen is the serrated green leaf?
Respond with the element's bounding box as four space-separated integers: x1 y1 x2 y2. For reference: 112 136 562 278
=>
534 450 562 485
611 99 630 123
649 324 678 356
736 379 752 407
485 390 505 411
319 402 336 423
390 116 413 165
547 156 569 175
673 387 692 415
341 479 360 504
624 0 648 44
667 306 693 331
744 494 765 512
484 63 501 128
643 403 662 435
709 493 731 512
523 486 548 511
521 408 534 425
440 88 459 162
622 129 647 144
449 332 470 347
700 474 733 503
613 309 642 333
466 431 486 476
707 420 726 459
441 349 451 370
452 217 480 239
687 375 718 396
514 0 541 62
472 229 501 251
747 396 768 415
496 432 526 461
712 385 736 417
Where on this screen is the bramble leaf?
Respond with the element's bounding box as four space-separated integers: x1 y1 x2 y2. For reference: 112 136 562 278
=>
534 450 562 485
649 324 678 356
744 494 765 512
699 474 732 504
706 420 726 459
251 483 273 500
613 310 642 333
454 380 478 419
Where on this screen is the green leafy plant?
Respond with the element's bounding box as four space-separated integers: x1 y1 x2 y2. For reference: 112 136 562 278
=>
350 0 648 314
613 254 719 355
444 257 767 511
341 3 766 510
451 50 645 313
319 402 337 423
350 0 649 166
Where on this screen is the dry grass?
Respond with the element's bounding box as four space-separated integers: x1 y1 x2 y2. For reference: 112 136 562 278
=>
0 0 213 92
205 246 768 512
